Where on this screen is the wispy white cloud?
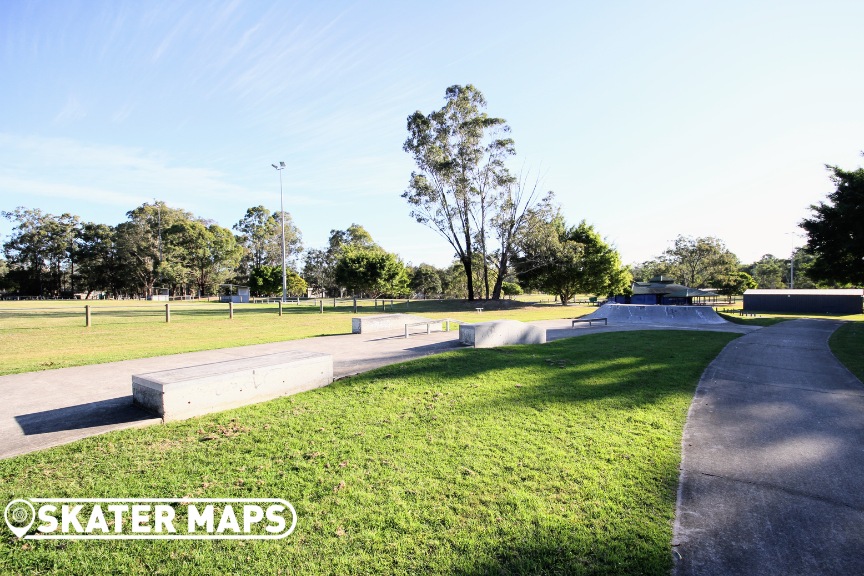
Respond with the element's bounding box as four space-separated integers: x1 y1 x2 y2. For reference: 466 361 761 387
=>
54 94 86 123
0 133 334 217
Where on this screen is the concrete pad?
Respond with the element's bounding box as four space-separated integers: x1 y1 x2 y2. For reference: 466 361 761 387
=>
459 320 546 348
351 313 439 334
583 303 727 325
132 351 333 421
674 319 864 575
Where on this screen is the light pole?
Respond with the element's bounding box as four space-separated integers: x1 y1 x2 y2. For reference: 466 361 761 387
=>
785 232 803 289
271 162 287 303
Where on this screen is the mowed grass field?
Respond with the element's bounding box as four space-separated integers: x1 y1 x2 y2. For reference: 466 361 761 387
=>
0 298 593 376
0 330 739 576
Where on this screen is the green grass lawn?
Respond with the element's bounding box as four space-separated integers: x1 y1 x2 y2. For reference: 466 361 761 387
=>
0 330 737 575
829 321 864 382
0 299 592 376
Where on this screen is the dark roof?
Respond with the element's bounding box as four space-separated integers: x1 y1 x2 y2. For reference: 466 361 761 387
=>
632 281 690 296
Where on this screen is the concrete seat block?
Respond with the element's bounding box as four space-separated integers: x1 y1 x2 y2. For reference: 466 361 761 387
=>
352 314 439 334
459 320 546 348
132 351 333 421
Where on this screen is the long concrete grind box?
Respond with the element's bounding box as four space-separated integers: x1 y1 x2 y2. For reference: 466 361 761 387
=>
132 351 333 421
459 320 546 348
352 314 439 334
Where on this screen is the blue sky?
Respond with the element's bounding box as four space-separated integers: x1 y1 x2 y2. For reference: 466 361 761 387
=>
2 0 863 268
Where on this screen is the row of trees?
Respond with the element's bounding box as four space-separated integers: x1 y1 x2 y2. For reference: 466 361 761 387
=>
629 234 840 294
0 196 631 303
0 203 307 299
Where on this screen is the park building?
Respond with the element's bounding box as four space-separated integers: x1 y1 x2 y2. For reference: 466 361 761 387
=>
613 275 719 306
743 289 864 314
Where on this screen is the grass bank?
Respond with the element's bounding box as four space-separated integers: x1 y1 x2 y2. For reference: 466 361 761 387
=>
0 330 737 575
829 321 864 382
0 299 592 375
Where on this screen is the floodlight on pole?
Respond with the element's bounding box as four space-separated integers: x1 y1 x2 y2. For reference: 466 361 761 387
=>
272 162 288 303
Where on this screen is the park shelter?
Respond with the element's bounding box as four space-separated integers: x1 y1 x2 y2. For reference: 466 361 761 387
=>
743 289 864 314
629 276 717 305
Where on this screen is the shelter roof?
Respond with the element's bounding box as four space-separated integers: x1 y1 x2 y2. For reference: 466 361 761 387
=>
664 288 718 298
632 282 689 295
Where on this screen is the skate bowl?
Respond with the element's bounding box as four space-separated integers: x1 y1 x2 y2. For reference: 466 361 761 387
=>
582 304 727 326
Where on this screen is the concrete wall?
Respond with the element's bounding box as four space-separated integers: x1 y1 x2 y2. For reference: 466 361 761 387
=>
459 320 546 348
352 314 438 334
132 350 333 421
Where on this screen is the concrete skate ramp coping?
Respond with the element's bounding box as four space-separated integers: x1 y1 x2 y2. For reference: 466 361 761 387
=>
584 304 727 325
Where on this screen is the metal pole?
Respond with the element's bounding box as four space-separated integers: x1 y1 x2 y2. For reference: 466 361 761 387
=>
790 249 795 289
272 162 287 303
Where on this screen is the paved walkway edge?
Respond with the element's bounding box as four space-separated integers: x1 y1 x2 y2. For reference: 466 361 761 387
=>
672 319 864 576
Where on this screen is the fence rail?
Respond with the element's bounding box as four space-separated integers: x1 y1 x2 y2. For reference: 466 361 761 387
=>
0 294 568 329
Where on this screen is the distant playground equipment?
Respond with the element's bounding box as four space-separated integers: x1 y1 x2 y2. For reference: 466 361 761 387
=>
219 284 250 304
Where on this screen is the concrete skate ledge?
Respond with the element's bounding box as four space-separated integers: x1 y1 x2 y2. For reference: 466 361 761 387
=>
132 350 333 421
352 314 440 334
459 320 546 348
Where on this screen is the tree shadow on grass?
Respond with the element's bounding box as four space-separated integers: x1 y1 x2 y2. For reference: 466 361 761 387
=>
449 519 674 576
330 331 738 411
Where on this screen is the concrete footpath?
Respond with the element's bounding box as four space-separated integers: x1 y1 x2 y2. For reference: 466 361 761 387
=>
673 319 864 575
0 317 753 460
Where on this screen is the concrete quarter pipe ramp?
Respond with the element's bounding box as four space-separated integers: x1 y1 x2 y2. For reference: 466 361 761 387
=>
584 304 728 326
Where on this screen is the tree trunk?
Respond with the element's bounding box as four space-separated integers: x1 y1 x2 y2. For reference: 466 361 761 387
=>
462 255 475 301
491 249 509 300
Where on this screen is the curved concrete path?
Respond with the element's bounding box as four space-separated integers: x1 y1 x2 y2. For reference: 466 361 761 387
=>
0 317 754 460
673 319 864 575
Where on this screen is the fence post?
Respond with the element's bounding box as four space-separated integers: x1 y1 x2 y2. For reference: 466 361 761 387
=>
353 297 357 313
333 298 336 309
278 301 283 317
319 299 324 314
165 303 171 323
85 305 91 327
229 301 234 319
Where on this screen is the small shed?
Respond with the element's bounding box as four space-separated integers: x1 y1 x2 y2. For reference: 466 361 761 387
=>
219 284 250 304
743 289 864 314
149 287 170 302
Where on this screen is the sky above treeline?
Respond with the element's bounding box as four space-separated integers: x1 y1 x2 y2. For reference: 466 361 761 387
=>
2 0 863 268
